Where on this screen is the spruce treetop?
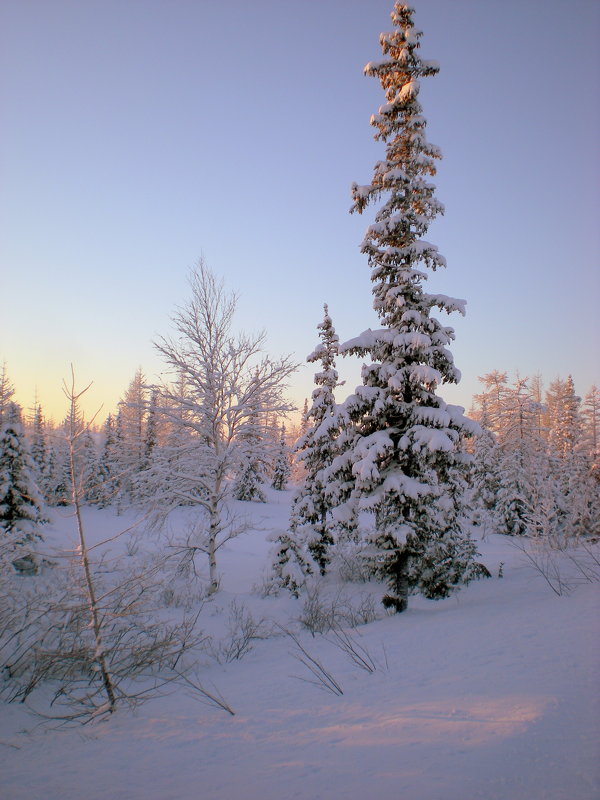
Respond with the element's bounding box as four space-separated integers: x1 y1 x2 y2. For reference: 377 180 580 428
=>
344 2 465 407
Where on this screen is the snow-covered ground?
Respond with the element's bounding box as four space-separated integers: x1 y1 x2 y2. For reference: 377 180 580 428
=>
1 491 599 800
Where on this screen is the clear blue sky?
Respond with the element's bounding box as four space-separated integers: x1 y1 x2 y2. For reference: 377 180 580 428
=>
1 0 599 422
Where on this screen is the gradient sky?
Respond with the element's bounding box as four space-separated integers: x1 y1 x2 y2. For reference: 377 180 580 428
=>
1 0 599 423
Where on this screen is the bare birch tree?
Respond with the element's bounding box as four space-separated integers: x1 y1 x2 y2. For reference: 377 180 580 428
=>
63 371 117 713
152 262 297 593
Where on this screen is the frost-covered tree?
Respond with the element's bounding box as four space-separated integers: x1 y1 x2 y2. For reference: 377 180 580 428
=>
271 424 291 491
496 377 544 450
234 456 266 502
471 371 600 541
473 371 509 438
121 369 147 461
299 398 309 439
129 389 161 503
59 388 92 505
269 528 314 598
0 402 46 573
155 388 197 500
494 447 535 537
322 408 360 544
29 403 48 488
0 363 15 430
233 383 268 503
469 423 502 533
94 414 120 507
545 376 581 459
290 398 310 484
153 262 296 593
115 368 148 503
44 433 72 507
78 430 100 504
472 374 549 537
338 3 486 610
499 378 551 534
582 385 599 469
530 373 545 442
143 389 159 467
544 377 599 540
469 377 507 531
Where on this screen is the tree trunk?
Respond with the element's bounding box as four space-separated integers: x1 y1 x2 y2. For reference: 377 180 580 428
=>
66 376 117 712
383 548 410 613
207 498 219 595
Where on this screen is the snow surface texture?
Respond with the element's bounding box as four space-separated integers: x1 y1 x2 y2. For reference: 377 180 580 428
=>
1 494 598 800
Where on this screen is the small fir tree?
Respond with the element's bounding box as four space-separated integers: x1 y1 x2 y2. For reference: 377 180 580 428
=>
473 372 509 439
130 389 160 503
290 398 310 484
545 376 582 459
269 529 314 598
43 434 72 507
118 368 148 502
299 398 309 440
0 403 46 573
289 305 343 574
143 389 159 466
78 430 99 504
494 447 534 537
469 423 502 533
271 424 291 491
93 414 120 507
233 391 268 503
29 403 48 489
472 373 553 538
494 377 544 450
582 386 599 463
546 377 599 540
0 363 15 429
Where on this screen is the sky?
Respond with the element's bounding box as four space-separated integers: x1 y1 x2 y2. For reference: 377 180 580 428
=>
1 0 599 423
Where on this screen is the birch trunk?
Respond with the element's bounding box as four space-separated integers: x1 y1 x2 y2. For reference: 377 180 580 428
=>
66 372 117 712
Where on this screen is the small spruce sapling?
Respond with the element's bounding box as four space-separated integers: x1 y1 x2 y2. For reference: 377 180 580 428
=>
289 304 343 575
0 402 47 574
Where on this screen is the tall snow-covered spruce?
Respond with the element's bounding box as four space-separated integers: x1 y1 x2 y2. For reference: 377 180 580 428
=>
341 3 487 611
